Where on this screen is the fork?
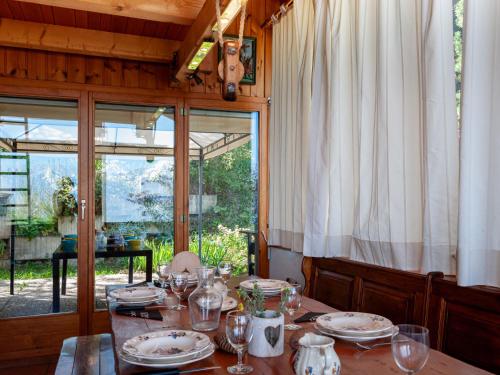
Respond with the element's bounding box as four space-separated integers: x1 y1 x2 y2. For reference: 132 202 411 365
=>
355 342 391 350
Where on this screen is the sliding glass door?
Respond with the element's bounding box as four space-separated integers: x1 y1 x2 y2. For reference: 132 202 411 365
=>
188 109 259 275
0 96 80 318
93 103 175 309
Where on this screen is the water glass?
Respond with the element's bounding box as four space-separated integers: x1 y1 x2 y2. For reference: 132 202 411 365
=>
169 272 188 310
281 283 302 330
391 324 430 374
218 261 233 285
157 263 171 288
226 311 254 374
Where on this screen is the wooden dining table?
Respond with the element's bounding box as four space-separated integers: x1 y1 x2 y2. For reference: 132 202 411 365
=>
108 277 491 375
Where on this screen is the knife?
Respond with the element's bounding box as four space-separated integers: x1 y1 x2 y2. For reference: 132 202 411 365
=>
134 366 221 375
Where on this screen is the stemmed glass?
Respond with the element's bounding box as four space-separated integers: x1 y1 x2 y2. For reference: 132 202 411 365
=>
218 261 232 285
157 263 171 289
169 272 188 310
392 324 430 374
280 283 302 330
225 311 254 374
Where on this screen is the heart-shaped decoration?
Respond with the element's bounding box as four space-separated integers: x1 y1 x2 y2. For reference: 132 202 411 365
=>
264 325 282 348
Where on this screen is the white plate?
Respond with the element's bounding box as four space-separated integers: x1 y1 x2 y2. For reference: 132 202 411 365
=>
122 330 211 360
110 287 164 302
315 324 395 343
316 312 393 335
240 279 290 291
221 297 238 312
120 344 215 368
115 297 162 307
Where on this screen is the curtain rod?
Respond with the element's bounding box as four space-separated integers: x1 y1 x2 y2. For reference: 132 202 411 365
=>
261 0 293 29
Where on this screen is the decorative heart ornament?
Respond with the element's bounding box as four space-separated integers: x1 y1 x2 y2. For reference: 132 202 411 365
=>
264 325 282 348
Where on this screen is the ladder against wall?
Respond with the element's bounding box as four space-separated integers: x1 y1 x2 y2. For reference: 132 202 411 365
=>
0 152 31 295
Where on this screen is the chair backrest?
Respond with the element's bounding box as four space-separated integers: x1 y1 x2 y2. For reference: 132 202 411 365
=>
170 251 201 273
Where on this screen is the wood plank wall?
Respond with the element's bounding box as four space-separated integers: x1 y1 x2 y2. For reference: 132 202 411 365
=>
0 0 276 98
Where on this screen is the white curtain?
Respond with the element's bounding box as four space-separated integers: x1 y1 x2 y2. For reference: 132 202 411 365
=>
458 0 500 287
303 0 459 275
269 3 314 252
270 0 459 275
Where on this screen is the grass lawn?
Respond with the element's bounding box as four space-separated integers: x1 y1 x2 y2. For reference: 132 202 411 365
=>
0 259 129 280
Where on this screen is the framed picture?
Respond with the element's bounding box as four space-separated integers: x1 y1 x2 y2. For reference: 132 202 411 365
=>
218 35 257 85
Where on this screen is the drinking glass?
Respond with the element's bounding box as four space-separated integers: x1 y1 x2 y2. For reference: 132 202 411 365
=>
218 261 233 285
391 324 430 374
169 272 188 310
226 311 254 374
157 263 171 288
281 283 302 330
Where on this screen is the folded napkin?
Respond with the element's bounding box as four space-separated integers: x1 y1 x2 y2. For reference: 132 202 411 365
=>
116 306 163 321
294 312 327 323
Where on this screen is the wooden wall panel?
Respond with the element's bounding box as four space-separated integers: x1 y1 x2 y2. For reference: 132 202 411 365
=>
303 257 500 374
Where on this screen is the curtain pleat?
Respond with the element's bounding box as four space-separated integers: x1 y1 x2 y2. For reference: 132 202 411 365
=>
458 0 500 287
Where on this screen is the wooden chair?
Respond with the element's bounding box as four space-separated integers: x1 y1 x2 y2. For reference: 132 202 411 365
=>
170 251 201 273
55 334 116 375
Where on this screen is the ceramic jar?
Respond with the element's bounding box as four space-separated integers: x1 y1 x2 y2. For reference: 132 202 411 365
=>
188 267 223 331
248 310 284 357
294 333 341 375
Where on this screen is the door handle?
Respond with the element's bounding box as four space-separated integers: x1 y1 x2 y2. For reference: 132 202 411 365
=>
81 199 86 221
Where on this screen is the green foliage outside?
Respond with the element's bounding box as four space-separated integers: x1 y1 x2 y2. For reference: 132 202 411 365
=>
190 142 257 233
454 0 463 120
15 217 58 240
133 225 248 276
53 176 78 217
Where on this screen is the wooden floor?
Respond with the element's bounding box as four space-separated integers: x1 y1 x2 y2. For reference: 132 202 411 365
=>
0 357 57 375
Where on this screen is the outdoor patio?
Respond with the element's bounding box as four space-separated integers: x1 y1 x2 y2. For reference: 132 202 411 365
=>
0 271 146 318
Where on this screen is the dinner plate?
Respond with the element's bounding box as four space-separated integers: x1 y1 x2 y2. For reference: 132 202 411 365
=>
221 297 238 312
316 312 393 335
119 344 215 368
110 287 164 302
240 279 290 291
122 330 211 360
315 324 395 343
115 297 162 307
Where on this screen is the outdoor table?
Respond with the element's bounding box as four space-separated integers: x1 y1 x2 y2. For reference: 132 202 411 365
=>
107 277 491 375
52 246 152 313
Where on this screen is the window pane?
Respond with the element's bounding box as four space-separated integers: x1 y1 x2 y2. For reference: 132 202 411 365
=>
94 103 175 309
0 97 78 318
188 109 259 275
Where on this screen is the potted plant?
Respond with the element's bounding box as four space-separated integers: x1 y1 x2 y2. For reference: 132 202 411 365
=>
237 284 285 358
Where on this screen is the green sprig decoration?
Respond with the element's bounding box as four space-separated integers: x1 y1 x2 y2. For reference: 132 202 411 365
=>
237 282 265 316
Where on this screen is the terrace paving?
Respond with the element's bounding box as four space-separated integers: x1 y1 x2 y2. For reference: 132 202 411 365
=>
0 271 147 318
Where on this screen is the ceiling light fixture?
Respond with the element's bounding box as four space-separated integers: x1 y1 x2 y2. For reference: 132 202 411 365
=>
186 0 243 71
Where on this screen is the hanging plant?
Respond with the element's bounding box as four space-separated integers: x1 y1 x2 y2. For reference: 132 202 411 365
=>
53 177 78 218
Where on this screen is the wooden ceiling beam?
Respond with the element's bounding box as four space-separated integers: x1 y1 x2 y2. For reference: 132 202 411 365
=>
0 18 180 63
175 0 223 81
13 0 203 26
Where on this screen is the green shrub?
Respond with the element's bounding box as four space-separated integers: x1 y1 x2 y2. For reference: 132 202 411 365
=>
15 217 58 240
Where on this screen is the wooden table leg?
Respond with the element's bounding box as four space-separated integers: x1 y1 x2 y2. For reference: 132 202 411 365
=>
146 252 152 282
62 258 67 295
128 256 133 284
52 257 60 313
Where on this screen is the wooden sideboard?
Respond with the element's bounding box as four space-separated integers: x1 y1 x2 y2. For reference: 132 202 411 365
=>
302 257 500 374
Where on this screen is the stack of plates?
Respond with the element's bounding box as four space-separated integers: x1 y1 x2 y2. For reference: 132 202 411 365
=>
109 286 165 307
120 330 215 369
315 312 395 342
239 279 291 297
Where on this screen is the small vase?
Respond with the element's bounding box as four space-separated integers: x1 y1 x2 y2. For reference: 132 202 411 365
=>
188 267 223 331
248 310 284 357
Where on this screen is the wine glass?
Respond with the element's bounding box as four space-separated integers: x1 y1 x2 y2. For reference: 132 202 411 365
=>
169 272 188 310
218 261 232 285
280 283 302 330
226 311 254 374
392 324 430 374
157 263 171 288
